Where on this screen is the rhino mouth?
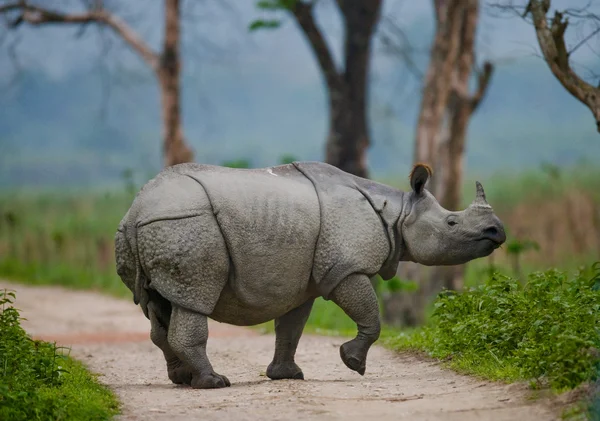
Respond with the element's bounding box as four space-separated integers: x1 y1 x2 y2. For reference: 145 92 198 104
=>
478 237 503 249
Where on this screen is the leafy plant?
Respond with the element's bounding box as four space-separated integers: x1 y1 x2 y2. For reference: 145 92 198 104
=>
249 0 297 32
391 264 600 391
0 289 119 420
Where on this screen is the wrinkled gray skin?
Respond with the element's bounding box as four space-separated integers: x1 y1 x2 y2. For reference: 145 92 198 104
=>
115 161 506 389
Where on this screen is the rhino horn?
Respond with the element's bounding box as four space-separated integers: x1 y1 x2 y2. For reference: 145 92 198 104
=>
470 181 492 209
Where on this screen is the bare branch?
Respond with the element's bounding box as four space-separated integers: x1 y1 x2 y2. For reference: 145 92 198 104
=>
569 25 600 56
525 0 600 131
471 61 494 111
289 1 342 91
0 1 159 71
378 15 424 80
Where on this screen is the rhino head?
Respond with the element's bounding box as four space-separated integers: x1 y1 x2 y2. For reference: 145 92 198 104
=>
400 164 506 266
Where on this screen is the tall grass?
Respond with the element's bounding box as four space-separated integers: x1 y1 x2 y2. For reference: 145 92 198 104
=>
0 190 132 296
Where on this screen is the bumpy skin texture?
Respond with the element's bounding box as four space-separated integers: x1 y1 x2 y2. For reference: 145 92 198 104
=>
266 299 315 380
115 161 506 389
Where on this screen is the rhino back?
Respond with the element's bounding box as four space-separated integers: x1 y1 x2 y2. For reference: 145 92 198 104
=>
128 168 213 226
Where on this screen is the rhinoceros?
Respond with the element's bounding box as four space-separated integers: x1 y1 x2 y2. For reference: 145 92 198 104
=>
115 161 505 389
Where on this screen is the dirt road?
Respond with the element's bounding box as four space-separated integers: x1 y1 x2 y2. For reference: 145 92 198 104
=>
1 281 560 421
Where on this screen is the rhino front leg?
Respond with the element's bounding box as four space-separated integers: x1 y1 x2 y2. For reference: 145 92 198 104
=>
267 299 314 380
330 274 381 376
168 305 230 389
147 300 193 385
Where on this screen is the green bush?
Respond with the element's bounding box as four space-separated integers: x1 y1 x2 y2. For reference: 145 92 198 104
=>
0 289 119 420
389 264 600 391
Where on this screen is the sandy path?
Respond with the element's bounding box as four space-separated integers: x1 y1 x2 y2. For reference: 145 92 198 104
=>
1 281 560 421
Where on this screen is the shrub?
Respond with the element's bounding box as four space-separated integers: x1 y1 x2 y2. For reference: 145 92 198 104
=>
393 264 600 391
0 289 119 420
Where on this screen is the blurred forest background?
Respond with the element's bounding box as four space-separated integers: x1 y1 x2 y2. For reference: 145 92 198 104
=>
0 0 599 328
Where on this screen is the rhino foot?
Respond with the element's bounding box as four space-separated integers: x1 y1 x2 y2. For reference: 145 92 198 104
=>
168 364 193 385
190 372 231 389
266 361 304 380
340 340 367 376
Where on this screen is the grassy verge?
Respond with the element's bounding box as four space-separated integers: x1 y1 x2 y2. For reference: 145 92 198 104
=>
0 289 120 421
380 265 600 419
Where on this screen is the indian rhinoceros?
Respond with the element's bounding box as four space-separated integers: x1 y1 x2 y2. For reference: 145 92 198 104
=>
115 161 506 389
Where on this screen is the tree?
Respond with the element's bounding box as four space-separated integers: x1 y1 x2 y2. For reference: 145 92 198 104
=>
489 0 600 132
0 0 194 167
523 0 600 132
385 0 494 326
251 0 382 178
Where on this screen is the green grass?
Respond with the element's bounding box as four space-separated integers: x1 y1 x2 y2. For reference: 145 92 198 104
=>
0 289 120 420
383 264 600 392
0 190 132 297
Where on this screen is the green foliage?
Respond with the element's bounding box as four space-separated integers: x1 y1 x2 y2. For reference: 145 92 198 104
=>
390 265 600 391
256 0 297 11
0 289 119 420
249 19 281 31
279 154 298 165
249 0 296 32
221 159 252 169
381 276 419 293
505 238 540 256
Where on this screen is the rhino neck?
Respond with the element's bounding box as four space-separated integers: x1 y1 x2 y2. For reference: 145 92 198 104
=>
353 185 407 281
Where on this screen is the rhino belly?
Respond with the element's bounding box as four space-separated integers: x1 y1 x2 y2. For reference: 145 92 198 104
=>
210 279 317 326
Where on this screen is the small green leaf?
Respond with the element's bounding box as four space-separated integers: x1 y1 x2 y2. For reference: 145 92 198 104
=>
249 19 282 31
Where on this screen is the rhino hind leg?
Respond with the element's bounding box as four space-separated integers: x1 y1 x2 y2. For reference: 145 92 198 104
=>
266 299 314 380
146 291 193 385
168 304 230 389
329 274 381 376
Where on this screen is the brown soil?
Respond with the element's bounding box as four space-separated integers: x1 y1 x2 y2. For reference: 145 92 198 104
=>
1 281 561 421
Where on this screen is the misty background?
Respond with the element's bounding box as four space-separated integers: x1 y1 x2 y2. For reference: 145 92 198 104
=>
1 0 598 188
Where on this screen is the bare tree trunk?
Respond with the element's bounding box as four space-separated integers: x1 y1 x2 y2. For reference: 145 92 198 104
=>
431 1 492 295
292 0 381 179
159 0 193 167
414 0 463 190
323 0 381 179
385 0 493 327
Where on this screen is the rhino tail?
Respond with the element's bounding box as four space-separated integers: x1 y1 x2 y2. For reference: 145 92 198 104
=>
115 212 146 309
129 223 144 306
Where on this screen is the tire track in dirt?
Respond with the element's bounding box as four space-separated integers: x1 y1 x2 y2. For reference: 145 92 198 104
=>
1 281 560 421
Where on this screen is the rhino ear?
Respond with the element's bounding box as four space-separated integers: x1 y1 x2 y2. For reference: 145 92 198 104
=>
409 163 432 195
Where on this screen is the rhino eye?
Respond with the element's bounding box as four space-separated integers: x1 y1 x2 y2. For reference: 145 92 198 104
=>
447 220 458 227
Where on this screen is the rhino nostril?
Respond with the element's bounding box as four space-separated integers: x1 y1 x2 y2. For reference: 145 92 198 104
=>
483 225 506 244
484 227 498 237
